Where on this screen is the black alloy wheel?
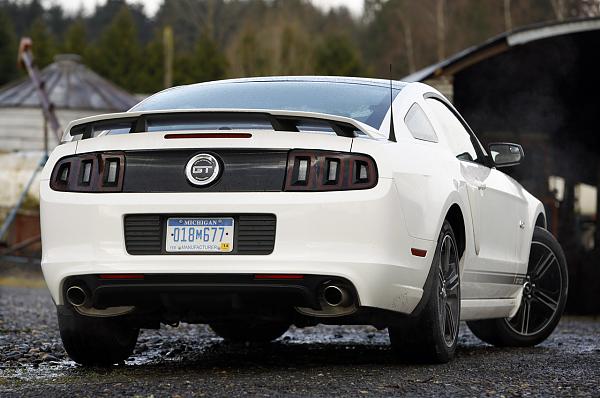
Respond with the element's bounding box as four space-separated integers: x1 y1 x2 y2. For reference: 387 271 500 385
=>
438 234 460 347
467 227 568 347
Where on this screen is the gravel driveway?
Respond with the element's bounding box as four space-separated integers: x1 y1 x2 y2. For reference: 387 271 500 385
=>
1 285 599 397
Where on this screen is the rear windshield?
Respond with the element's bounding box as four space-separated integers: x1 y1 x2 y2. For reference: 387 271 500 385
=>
132 81 401 129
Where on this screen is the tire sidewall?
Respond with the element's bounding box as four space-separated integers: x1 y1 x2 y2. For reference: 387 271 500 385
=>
428 220 461 361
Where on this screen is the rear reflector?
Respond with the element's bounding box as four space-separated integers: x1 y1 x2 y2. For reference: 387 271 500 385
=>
254 274 304 280
99 274 145 280
164 133 252 139
411 248 427 257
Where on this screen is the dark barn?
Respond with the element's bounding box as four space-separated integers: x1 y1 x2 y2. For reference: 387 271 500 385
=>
405 18 600 313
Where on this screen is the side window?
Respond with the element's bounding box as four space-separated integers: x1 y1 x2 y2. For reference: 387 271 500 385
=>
426 98 479 162
404 103 438 143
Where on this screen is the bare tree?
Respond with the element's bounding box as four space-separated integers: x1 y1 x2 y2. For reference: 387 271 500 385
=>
401 17 416 73
504 0 512 31
436 0 445 61
550 0 565 20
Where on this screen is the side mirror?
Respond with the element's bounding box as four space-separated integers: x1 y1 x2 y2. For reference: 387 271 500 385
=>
488 143 524 168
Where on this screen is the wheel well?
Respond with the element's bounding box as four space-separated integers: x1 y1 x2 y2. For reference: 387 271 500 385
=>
535 213 546 229
446 204 466 258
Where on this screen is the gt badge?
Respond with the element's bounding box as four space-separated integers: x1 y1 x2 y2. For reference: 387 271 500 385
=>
185 154 221 186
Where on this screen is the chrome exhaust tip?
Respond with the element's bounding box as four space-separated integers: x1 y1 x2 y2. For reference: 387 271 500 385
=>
66 285 88 307
322 285 351 307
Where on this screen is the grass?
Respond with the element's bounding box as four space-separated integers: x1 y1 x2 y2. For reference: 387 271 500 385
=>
0 276 46 288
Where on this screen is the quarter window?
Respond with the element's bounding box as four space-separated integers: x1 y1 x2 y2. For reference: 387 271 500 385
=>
426 98 480 162
404 103 438 143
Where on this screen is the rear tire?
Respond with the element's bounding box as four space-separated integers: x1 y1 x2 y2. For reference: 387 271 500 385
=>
467 227 568 347
210 321 290 343
389 220 461 363
57 307 139 366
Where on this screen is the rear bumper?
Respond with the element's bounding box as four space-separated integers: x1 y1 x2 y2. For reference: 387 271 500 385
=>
40 178 436 314
62 273 352 310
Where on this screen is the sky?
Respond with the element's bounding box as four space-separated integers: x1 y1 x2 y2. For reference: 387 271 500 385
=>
43 0 365 17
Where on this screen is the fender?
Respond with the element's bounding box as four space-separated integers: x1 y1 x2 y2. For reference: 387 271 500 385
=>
516 197 547 275
410 194 472 317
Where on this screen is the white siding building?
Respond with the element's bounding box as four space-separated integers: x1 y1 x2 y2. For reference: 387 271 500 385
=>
0 54 138 211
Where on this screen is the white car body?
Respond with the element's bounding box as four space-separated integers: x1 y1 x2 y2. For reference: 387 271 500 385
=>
40 77 545 324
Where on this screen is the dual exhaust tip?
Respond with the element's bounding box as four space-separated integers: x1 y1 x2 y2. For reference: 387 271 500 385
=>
66 285 89 307
322 284 352 307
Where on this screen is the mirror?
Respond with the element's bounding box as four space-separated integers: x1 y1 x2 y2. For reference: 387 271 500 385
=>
488 143 524 167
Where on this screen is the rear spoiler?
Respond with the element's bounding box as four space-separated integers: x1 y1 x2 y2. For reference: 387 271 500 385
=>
62 108 383 142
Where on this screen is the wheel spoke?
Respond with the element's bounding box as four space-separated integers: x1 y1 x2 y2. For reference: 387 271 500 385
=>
532 289 559 312
443 241 451 273
520 300 531 334
445 261 457 279
438 267 445 286
445 302 457 340
532 251 556 280
445 272 459 292
440 295 447 325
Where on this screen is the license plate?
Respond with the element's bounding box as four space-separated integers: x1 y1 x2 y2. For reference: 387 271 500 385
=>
165 217 234 253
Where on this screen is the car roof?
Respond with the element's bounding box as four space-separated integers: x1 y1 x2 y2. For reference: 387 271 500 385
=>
169 76 408 92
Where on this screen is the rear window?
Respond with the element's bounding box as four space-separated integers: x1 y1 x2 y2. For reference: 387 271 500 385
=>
132 81 401 129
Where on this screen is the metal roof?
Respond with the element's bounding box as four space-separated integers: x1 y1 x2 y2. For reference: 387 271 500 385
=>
403 17 600 82
0 54 138 111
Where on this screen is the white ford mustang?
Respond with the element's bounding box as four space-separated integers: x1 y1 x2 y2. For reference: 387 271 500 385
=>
40 77 568 365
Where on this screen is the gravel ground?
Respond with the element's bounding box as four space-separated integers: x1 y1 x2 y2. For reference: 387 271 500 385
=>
0 285 599 397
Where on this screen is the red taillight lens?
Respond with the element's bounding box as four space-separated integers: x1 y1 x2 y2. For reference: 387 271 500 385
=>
284 150 377 191
50 152 125 192
254 274 305 280
99 274 144 280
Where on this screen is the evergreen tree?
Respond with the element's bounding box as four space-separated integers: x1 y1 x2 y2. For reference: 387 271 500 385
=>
314 35 364 76
237 29 270 77
62 19 87 55
279 25 312 75
174 34 228 85
28 17 56 68
86 5 142 92
0 8 17 86
191 34 228 82
137 30 164 93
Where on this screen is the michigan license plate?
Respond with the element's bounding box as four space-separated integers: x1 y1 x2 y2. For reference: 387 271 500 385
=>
165 217 234 253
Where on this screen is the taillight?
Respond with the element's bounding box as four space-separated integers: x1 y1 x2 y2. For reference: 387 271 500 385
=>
284 150 377 191
50 152 125 192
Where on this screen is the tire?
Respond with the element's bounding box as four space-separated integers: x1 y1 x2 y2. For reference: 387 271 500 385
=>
210 321 290 343
389 220 461 364
467 227 568 347
57 307 139 366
